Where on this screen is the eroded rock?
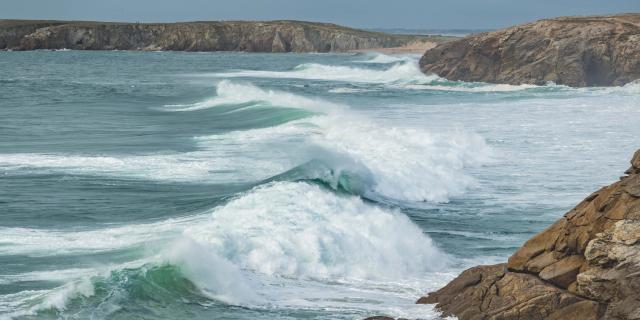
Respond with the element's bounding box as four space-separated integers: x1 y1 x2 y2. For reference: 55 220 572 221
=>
418 264 601 320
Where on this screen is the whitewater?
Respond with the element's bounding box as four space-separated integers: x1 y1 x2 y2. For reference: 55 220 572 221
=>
0 50 638 319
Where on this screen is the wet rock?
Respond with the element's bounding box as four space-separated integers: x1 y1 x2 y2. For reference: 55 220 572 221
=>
419 14 640 87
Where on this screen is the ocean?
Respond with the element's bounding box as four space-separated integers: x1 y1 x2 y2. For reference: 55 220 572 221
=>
0 50 638 319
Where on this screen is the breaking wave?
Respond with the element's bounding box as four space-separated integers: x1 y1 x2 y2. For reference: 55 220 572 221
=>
164 79 344 112
212 61 437 84
2 181 452 318
2 81 491 202
208 61 553 93
354 53 418 64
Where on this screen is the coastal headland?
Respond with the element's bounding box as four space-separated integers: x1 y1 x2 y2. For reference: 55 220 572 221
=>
419 14 640 87
0 19 452 53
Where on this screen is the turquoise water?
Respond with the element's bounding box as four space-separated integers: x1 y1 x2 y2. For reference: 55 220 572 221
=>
1 50 639 319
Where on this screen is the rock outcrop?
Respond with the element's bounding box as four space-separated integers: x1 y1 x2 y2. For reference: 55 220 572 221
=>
419 148 640 319
419 14 640 87
0 20 444 53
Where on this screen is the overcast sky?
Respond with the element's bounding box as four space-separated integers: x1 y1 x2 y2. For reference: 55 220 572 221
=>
3 0 639 29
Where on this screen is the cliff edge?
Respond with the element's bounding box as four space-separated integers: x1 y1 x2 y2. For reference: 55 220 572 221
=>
419 149 640 319
0 20 446 53
419 14 640 87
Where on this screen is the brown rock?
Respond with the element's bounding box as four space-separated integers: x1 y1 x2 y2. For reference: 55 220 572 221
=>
419 149 640 320
525 251 558 273
627 150 640 175
547 300 601 320
419 264 598 320
420 14 640 87
507 224 561 271
538 255 584 288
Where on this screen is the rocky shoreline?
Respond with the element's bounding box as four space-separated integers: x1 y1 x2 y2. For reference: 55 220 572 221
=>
0 20 450 53
416 149 640 319
419 14 640 87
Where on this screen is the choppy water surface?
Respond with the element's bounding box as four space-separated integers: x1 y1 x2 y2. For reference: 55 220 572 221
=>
0 50 638 319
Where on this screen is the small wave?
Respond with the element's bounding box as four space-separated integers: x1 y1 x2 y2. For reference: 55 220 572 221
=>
403 82 543 92
213 61 437 84
354 53 418 64
328 87 375 94
0 137 295 184
164 80 344 112
0 153 252 184
2 81 491 202
0 216 200 256
208 61 557 93
3 260 252 319
581 80 640 95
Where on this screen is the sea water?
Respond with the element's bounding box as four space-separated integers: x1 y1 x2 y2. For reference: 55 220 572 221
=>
0 50 638 319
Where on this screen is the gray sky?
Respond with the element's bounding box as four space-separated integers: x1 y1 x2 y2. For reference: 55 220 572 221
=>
2 0 639 29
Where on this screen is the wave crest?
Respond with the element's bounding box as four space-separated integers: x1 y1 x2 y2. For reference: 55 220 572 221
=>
354 53 418 64
165 80 344 112
185 181 449 279
196 112 491 202
213 61 437 84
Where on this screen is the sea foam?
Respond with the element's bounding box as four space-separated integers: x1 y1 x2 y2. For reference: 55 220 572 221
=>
191 82 492 202
0 81 491 202
208 57 554 92
1 181 452 317
185 181 450 279
213 61 437 84
164 79 344 112
354 52 419 64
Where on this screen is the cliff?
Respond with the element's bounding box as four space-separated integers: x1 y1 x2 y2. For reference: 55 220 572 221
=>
419 14 640 87
0 19 445 53
419 149 640 319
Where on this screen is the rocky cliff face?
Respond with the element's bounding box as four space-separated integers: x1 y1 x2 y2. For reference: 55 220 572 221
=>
419 149 640 319
419 14 640 87
0 20 437 52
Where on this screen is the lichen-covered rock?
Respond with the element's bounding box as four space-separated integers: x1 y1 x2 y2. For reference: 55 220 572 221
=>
419 149 640 319
419 14 640 87
0 19 440 52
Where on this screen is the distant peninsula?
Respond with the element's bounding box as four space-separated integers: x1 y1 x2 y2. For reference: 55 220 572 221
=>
0 20 453 53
